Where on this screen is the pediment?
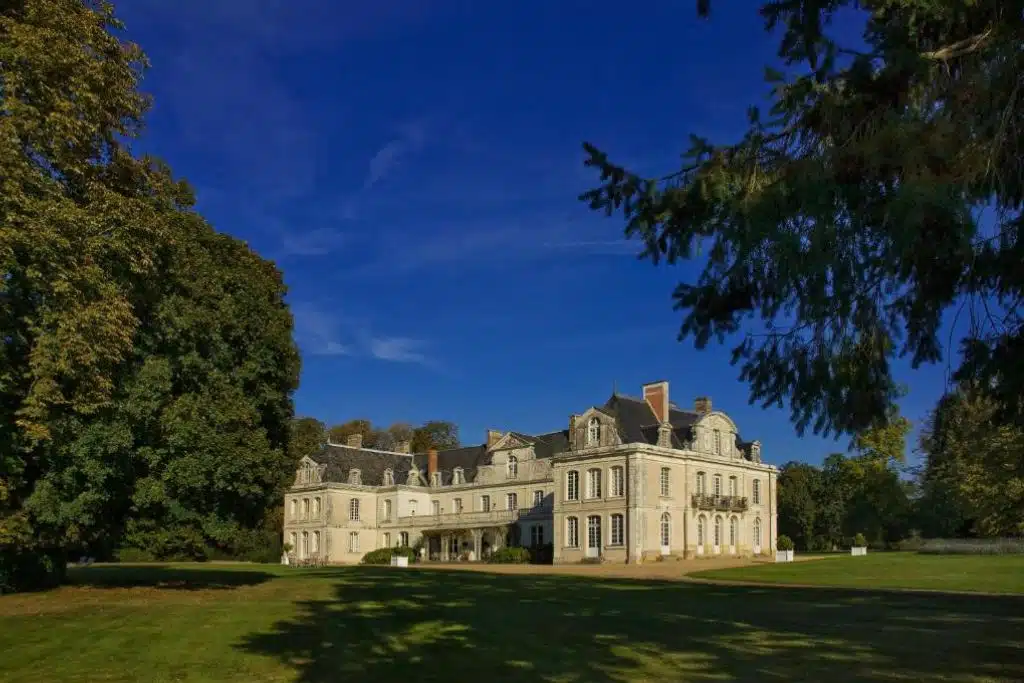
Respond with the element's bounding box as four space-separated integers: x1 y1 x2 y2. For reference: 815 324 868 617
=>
490 432 533 451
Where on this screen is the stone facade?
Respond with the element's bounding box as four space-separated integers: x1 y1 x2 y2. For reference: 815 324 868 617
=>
283 380 778 565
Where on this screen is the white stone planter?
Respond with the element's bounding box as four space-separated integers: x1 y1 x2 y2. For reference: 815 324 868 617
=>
390 556 409 567
851 547 867 556
775 549 794 563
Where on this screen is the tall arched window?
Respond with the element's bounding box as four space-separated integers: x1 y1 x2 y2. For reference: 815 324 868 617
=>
587 468 602 498
752 479 761 505
754 518 762 548
713 474 723 496
301 531 309 558
349 498 360 521
714 516 722 546
697 516 705 545
383 499 392 521
729 517 738 547
312 531 320 554
566 470 580 501
587 418 601 446
289 532 297 553
696 472 706 495
383 469 394 486
313 497 321 517
660 512 671 547
507 456 518 479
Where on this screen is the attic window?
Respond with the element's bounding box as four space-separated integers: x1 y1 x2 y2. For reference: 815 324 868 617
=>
587 418 601 446
383 469 394 486
453 467 464 485
348 469 361 485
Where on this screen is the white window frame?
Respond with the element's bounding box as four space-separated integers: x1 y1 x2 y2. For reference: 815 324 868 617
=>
610 513 624 546
507 456 519 479
729 516 738 550
507 492 518 511
660 467 670 497
453 468 464 485
610 466 624 497
383 499 392 521
586 515 602 556
752 479 761 505
432 500 441 516
566 516 579 548
587 468 602 499
409 500 418 516
533 490 544 507
383 532 391 548
696 472 706 495
399 531 409 547
302 498 310 519
713 474 722 497
348 531 359 553
729 476 737 497
481 495 491 512
660 512 671 550
587 418 601 446
454 497 463 513
713 429 722 455
566 470 580 501
349 498 360 521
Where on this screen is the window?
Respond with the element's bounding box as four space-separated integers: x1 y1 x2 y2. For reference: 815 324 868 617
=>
383 499 392 521
313 497 321 517
383 532 391 547
481 495 491 512
349 498 360 521
660 467 670 497
531 525 544 547
660 512 671 547
566 517 579 547
610 466 624 497
587 418 601 446
754 518 762 547
696 472 706 495
348 532 359 553
714 516 722 546
586 468 602 498
507 492 518 510
290 499 297 519
349 469 361 485
289 532 297 552
431 472 441 487
399 531 409 547
729 517 738 546
302 498 310 519
713 474 722 497
533 490 544 506
587 515 602 548
454 468 464 485
728 476 737 497
752 479 761 505
454 498 463 513
383 469 394 486
432 500 440 516
301 531 309 557
697 516 705 545
714 429 722 455
409 500 418 516
566 470 580 501
312 531 320 554
611 514 624 546
507 456 518 479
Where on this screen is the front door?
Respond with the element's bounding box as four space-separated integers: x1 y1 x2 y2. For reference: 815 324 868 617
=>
586 515 601 559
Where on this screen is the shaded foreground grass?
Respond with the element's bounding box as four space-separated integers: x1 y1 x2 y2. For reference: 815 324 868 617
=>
1 563 1021 682
692 553 1024 594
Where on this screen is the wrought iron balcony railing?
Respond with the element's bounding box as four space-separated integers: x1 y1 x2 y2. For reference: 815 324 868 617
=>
691 494 749 512
381 503 552 529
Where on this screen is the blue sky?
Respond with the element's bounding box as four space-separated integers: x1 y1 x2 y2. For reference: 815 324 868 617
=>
116 0 957 467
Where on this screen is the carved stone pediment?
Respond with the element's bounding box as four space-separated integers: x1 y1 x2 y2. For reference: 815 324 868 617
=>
490 432 532 451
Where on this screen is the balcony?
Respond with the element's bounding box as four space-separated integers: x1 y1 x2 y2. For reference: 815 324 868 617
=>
691 494 749 512
382 504 552 530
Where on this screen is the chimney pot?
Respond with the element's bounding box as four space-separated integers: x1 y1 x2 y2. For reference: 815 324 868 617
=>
346 433 363 449
427 448 439 479
694 396 712 415
642 380 670 424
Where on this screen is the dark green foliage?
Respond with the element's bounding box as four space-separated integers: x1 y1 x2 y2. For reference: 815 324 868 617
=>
289 418 326 464
777 535 795 551
529 542 554 564
581 0 1024 437
853 533 867 548
487 547 531 564
411 420 460 452
0 548 66 594
361 546 418 565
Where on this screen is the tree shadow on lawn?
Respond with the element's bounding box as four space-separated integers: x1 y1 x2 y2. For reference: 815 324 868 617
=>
236 567 1024 682
66 564 278 591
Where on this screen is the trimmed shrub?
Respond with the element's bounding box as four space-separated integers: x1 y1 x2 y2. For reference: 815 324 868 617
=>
777 535 795 551
361 546 418 565
486 547 531 564
0 549 67 594
114 547 158 563
918 538 1024 555
853 533 867 548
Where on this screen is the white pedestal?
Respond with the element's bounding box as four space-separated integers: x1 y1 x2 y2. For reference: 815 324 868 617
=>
851 547 867 556
775 550 794 563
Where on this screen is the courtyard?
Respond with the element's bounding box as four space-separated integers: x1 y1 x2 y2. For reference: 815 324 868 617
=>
1 557 1022 682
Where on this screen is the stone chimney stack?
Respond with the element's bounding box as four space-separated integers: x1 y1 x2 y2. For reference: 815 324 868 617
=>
694 396 712 415
346 433 363 449
427 448 438 480
395 440 411 454
643 381 670 424
486 429 503 449
569 415 578 449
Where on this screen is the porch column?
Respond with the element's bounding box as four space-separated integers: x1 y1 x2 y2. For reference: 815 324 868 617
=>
441 533 449 562
471 529 482 561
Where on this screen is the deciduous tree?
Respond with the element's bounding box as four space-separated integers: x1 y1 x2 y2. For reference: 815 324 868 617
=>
411 420 460 452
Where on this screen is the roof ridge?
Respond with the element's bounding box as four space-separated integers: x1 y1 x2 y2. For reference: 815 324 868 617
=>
324 443 415 458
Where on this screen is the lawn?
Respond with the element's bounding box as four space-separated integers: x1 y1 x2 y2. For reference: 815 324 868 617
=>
691 552 1024 594
1 562 1021 683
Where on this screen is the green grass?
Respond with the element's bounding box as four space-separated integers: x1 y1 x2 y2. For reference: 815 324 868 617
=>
1 562 1022 682
692 552 1024 594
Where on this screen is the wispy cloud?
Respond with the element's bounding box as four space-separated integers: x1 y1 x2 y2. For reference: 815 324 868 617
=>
292 304 353 356
363 121 428 190
368 336 428 364
292 303 436 366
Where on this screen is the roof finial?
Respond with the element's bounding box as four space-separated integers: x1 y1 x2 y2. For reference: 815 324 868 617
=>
612 379 618 396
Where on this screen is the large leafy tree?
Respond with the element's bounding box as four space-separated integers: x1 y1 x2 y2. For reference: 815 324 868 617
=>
1 1 299 588
411 420 460 452
582 0 1023 436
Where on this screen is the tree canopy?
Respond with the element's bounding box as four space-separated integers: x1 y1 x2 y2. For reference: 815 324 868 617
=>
326 419 460 452
1 0 299 590
582 0 1023 437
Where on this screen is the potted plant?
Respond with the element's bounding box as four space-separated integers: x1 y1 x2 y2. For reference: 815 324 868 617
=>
851 533 868 556
775 535 795 562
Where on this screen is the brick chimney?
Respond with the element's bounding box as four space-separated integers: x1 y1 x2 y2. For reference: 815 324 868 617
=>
694 396 712 415
427 448 438 480
346 433 363 449
643 381 670 424
395 440 411 454
486 429 502 449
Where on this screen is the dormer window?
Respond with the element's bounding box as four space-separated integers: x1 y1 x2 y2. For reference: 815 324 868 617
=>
587 418 601 446
453 467 464 485
348 469 361 485
507 456 518 479
713 429 722 456
383 469 394 486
